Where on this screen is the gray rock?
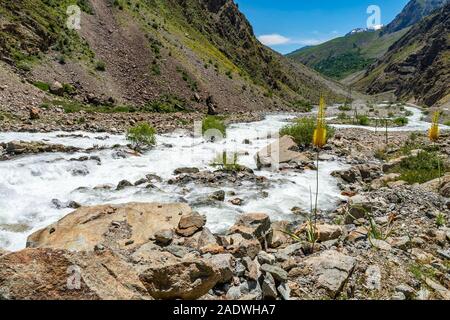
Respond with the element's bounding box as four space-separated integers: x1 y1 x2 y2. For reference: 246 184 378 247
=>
304 250 356 297
257 251 275 265
437 249 450 260
388 236 410 250
260 264 288 282
139 259 220 300
345 195 373 224
176 212 206 237
134 178 148 186
279 242 303 256
391 292 406 300
164 245 195 258
174 167 200 175
209 190 225 202
209 253 234 284
228 213 272 244
154 229 173 246
242 257 260 281
395 284 415 300
197 227 218 249
240 280 261 297
49 81 64 96
365 265 381 291
261 273 277 300
234 259 246 277
277 282 291 300
116 180 133 190
226 286 242 299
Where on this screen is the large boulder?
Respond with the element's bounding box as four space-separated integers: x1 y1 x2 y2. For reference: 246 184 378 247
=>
49 81 64 96
0 248 149 300
27 203 192 251
176 212 206 237
255 136 309 169
139 259 220 300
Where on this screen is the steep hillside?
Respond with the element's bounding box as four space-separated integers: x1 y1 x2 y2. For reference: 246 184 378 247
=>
287 0 447 81
287 29 407 80
354 3 449 107
382 0 448 34
0 0 346 119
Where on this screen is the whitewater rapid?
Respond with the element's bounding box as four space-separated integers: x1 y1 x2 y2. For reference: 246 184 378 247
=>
0 114 347 251
0 106 444 251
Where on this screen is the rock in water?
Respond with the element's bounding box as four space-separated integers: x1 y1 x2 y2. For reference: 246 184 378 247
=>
139 259 220 300
27 203 192 251
255 135 308 169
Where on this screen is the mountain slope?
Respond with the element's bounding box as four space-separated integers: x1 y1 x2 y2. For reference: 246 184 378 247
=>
0 0 346 117
354 3 449 107
382 0 448 34
287 0 447 81
286 29 408 80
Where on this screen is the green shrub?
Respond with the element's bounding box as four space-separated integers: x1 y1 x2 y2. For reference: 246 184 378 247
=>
280 117 334 147
33 81 50 91
338 104 352 111
394 117 408 126
444 121 450 126
126 123 156 149
202 116 226 138
391 151 446 184
95 60 106 71
144 95 187 113
357 115 370 126
291 100 313 112
337 112 349 120
63 83 76 95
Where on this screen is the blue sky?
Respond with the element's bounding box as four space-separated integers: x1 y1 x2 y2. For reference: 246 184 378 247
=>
235 0 410 54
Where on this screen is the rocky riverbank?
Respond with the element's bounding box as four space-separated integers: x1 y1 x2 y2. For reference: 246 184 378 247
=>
0 108 449 300
0 174 448 300
1 148 449 300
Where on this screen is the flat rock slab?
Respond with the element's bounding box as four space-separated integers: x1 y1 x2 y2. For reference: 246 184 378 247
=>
27 202 192 251
304 250 356 297
0 248 148 300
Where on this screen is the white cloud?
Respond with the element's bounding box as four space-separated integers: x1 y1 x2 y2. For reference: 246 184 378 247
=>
257 34 291 46
292 39 324 46
257 34 329 47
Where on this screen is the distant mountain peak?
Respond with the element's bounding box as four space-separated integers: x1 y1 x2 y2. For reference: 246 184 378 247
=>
346 25 384 36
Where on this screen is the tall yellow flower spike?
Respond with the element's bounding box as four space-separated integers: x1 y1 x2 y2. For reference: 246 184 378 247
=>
313 96 327 148
429 111 440 142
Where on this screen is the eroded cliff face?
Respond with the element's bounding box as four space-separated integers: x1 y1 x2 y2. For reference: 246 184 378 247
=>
356 4 449 107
